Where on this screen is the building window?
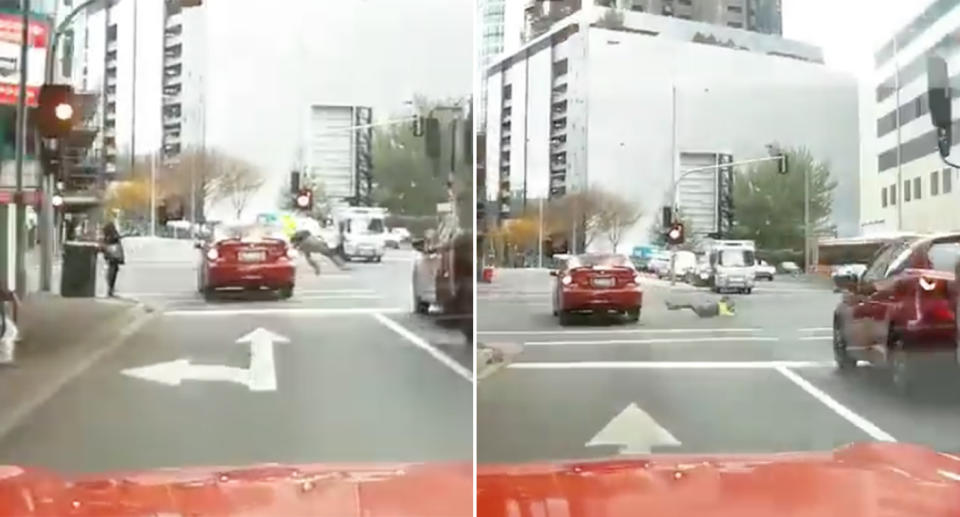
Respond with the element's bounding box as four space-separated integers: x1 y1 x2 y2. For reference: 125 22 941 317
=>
61 30 74 78
932 170 940 195
914 177 922 200
553 59 568 78
727 4 743 13
945 168 953 193
904 180 911 202
890 184 897 204
727 21 743 28
881 187 888 207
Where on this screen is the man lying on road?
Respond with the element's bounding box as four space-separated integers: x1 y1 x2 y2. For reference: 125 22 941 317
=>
665 295 736 317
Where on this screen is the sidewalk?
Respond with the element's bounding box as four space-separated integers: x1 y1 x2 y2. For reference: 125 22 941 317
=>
0 293 155 440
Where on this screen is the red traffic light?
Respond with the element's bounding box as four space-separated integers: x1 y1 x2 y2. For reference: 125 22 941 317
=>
295 189 313 209
666 223 685 245
37 84 76 138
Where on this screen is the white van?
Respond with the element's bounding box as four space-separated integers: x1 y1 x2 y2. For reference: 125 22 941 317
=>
708 241 757 294
334 207 388 262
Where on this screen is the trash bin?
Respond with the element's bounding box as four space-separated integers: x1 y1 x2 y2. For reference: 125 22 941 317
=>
61 241 100 297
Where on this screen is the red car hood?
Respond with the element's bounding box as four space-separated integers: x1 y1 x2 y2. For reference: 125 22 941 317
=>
0 462 471 517
478 442 960 517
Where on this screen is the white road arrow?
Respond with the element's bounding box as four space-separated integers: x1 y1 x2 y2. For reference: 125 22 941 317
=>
121 327 289 392
585 403 682 455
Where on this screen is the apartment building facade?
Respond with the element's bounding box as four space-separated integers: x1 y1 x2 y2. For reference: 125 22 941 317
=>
861 0 960 235
485 9 858 251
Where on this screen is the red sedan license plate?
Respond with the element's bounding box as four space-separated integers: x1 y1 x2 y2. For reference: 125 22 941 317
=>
592 277 614 288
239 251 265 262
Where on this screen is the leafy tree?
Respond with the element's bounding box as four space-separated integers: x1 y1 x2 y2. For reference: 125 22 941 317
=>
545 189 607 250
730 146 836 251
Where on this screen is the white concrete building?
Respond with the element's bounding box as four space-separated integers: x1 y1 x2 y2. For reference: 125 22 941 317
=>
484 8 860 252
861 0 960 235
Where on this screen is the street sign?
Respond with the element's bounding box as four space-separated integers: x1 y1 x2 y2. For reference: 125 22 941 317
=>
586 403 681 454
121 327 289 392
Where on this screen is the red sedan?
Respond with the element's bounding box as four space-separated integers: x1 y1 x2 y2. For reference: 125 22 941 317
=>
551 253 643 324
196 223 297 300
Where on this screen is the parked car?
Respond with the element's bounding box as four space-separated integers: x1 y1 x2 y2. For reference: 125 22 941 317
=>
832 234 960 395
754 259 776 281
196 222 296 300
649 252 672 278
550 253 643 325
780 261 801 275
411 229 472 342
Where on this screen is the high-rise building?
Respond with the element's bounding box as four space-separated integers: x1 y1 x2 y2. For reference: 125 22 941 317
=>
479 0 506 129
861 0 960 234
484 10 857 251
521 0 782 43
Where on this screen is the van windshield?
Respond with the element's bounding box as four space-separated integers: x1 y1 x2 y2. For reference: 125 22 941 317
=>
719 249 755 267
348 218 386 235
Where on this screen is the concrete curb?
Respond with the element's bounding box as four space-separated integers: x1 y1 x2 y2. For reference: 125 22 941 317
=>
0 301 157 442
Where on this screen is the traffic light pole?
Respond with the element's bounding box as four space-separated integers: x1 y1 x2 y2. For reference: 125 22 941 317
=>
666 154 787 287
13 1 30 299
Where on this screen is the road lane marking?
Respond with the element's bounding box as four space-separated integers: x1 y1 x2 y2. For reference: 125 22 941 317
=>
372 313 472 382
164 307 405 316
525 337 780 346
479 328 763 335
797 336 832 341
509 360 833 370
587 403 681 454
799 327 832 332
775 366 897 442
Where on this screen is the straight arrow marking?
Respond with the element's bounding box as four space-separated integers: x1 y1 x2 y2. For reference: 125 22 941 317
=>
586 403 681 455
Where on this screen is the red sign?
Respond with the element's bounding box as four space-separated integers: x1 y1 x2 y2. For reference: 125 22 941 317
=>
0 14 49 47
0 84 38 107
0 189 41 205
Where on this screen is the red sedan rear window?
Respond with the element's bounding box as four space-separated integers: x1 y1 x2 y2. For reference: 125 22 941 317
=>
569 254 632 268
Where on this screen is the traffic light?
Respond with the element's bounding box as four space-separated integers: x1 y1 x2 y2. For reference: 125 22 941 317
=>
290 171 300 193
424 117 441 159
777 153 789 174
413 115 424 137
666 223 685 245
661 206 673 227
295 188 313 211
36 84 76 138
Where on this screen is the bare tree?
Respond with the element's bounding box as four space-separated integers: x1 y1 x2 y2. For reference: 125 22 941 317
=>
595 191 643 252
209 155 265 220
546 190 606 250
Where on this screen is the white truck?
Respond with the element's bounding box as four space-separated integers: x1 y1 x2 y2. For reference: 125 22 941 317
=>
700 239 757 294
330 206 389 262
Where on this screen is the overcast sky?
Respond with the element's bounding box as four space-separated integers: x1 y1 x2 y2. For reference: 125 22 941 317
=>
782 0 930 77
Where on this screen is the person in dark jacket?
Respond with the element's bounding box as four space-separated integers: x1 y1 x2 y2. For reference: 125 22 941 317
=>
290 230 349 274
101 221 125 297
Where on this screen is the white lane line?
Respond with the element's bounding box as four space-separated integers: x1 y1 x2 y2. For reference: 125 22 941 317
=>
525 337 779 346
798 327 832 332
480 328 763 336
371 313 473 382
509 361 833 370
797 336 832 341
164 307 405 317
775 366 897 442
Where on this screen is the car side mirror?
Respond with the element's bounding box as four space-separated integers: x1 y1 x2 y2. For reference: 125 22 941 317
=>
194 241 203 250
549 270 558 277
411 238 425 252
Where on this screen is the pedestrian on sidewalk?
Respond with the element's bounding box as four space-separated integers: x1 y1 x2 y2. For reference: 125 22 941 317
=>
100 221 125 297
290 230 349 275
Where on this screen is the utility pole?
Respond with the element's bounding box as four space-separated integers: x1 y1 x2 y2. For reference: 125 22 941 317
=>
130 0 137 185
13 0 30 299
803 162 810 274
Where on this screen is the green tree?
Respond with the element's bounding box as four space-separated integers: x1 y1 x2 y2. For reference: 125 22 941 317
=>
730 146 836 250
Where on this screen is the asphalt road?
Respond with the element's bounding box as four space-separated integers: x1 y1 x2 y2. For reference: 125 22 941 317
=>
0 239 472 473
477 269 960 463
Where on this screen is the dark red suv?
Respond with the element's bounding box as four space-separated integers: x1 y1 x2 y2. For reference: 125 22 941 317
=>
833 234 960 395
